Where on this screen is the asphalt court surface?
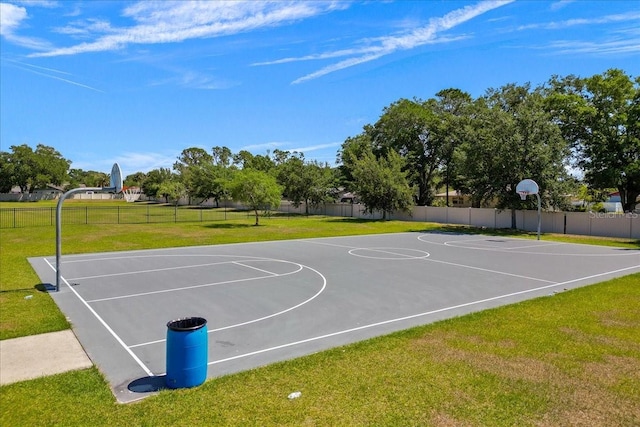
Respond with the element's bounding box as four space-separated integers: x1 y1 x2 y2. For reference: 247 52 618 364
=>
29 232 639 402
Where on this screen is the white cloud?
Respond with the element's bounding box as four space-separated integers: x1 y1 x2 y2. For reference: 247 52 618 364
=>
550 0 576 11
0 2 51 49
258 0 515 84
106 151 179 174
0 3 27 36
544 38 640 55
240 141 286 153
149 69 239 90
53 18 113 36
519 11 640 56
517 11 640 31
289 142 341 153
29 1 349 57
13 1 59 7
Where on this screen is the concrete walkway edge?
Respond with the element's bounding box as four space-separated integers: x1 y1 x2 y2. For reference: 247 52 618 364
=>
0 330 93 385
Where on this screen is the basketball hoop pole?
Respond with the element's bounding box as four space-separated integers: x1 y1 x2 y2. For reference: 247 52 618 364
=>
55 187 104 292
518 192 542 241
55 163 123 292
535 192 541 240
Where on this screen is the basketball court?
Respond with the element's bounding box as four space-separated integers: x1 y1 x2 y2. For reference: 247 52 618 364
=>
27 231 639 403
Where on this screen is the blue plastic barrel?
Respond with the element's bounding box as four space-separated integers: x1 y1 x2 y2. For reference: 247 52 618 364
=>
165 317 208 389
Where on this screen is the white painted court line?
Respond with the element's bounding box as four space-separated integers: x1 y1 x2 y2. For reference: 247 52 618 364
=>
306 240 431 260
348 247 430 260
506 242 565 250
86 275 275 303
130 265 328 348
69 259 247 281
444 239 563 252
418 234 639 256
303 240 360 249
422 257 556 284
43 258 154 377
206 264 640 367
232 261 278 276
85 262 304 303
306 236 559 283
446 240 564 251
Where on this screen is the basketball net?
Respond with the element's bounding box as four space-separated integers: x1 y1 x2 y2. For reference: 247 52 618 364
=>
518 191 528 201
123 187 141 203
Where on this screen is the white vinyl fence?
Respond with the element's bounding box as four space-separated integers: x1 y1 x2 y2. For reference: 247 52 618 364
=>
278 201 640 239
2 193 638 239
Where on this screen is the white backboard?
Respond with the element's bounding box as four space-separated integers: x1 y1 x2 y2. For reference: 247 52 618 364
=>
516 179 539 195
110 163 123 193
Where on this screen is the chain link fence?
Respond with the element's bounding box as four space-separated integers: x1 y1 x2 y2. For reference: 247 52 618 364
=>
0 205 255 229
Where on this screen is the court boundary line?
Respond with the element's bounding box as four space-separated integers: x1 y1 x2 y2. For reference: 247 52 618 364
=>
43 258 154 377
40 234 639 387
204 264 640 368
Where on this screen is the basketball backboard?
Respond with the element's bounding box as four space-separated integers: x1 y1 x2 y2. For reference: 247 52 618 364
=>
110 163 123 193
516 179 538 199
515 178 542 240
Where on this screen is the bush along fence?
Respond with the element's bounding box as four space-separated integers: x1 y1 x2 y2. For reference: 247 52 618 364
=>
1 201 638 239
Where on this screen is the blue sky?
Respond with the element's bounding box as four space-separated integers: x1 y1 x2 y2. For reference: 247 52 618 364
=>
1 1 639 176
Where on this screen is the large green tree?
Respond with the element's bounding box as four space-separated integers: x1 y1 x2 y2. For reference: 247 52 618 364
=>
546 69 640 212
337 132 375 190
233 150 275 173
212 146 233 167
142 167 175 201
351 148 413 219
1 144 70 192
230 169 282 225
368 98 444 205
276 152 335 214
0 151 15 192
190 163 235 207
158 180 187 205
173 147 214 203
455 84 571 225
124 171 147 188
431 89 473 206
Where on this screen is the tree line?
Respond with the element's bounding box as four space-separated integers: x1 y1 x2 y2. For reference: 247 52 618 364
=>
1 68 638 219
340 68 639 215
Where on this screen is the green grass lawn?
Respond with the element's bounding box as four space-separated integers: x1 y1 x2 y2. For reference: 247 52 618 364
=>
1 209 639 426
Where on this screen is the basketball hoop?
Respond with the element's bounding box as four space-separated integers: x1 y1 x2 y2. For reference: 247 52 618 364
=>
123 186 141 203
515 179 541 240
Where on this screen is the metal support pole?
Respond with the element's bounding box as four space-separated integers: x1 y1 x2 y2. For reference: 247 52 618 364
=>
536 193 541 240
55 187 104 292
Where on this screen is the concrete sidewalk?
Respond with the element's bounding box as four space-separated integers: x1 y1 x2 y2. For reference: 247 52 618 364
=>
0 330 92 385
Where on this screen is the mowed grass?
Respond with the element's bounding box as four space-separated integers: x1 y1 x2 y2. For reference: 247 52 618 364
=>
1 205 639 425
2 274 639 426
0 214 446 339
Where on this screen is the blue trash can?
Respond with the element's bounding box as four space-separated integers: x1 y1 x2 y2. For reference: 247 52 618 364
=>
165 317 208 389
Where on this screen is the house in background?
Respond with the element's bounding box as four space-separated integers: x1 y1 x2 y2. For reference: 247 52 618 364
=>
31 185 65 199
0 184 64 201
433 191 473 207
